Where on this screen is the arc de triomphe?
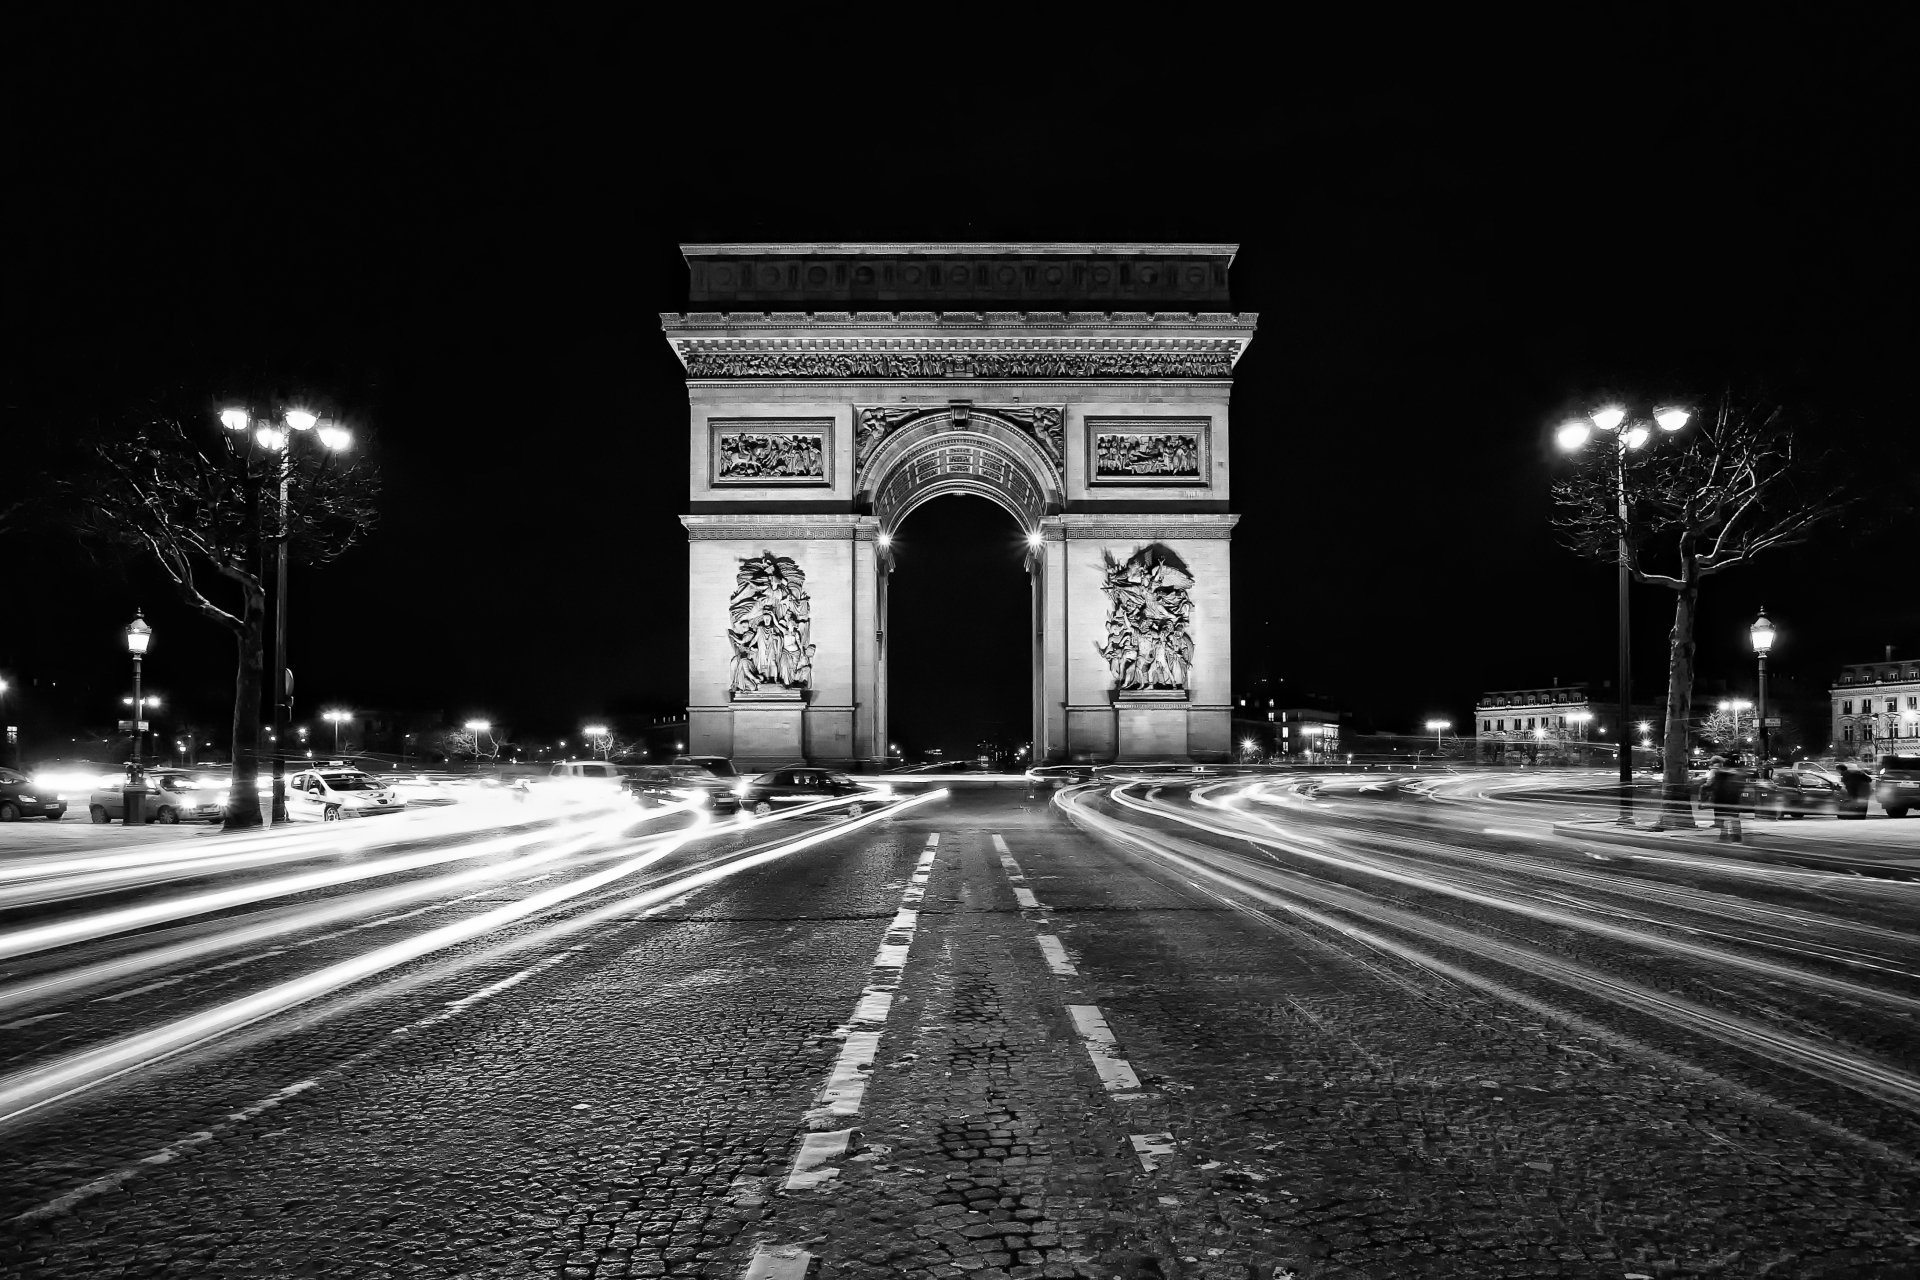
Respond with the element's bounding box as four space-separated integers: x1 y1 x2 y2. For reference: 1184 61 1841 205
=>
664 243 1257 769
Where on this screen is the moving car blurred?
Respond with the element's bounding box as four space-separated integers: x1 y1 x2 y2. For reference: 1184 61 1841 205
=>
738 767 883 818
1752 769 1842 819
672 755 738 780
286 768 406 820
623 764 741 814
1876 755 1920 819
0 768 66 821
88 769 223 824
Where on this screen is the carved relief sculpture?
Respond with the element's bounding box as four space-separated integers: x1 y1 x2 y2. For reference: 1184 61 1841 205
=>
1088 419 1209 485
998 406 1065 464
856 407 915 465
1096 547 1195 691
713 430 827 483
728 553 816 694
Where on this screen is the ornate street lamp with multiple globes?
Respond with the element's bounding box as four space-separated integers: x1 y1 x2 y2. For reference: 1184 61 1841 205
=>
1557 403 1690 824
219 407 353 822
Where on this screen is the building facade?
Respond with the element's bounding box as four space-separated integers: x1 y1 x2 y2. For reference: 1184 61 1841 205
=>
1473 683 1661 763
664 243 1256 769
1830 649 1919 759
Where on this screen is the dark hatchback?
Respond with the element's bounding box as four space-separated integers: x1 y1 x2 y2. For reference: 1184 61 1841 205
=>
0 768 67 821
738 767 878 817
623 765 741 814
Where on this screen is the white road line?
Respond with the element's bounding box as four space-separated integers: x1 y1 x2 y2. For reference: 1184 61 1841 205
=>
992 835 1050 912
1012 887 1041 909
1068 1004 1142 1091
782 830 939 1192
1129 1131 1177 1172
11 949 585 1224
1035 935 1077 976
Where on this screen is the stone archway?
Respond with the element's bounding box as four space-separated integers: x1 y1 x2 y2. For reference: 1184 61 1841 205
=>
667 242 1255 769
855 405 1066 765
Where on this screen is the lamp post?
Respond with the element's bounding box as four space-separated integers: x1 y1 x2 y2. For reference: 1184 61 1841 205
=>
220 407 352 823
324 709 351 754
1557 403 1690 823
1424 719 1450 762
1749 608 1776 771
465 719 492 763
123 611 152 824
583 724 610 760
0 676 10 769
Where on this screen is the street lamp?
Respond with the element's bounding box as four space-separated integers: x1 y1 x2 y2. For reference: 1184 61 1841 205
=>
1423 719 1450 762
465 719 492 762
1750 607 1776 769
124 611 152 824
323 709 352 753
583 724 610 759
1558 402 1690 823
220 406 352 821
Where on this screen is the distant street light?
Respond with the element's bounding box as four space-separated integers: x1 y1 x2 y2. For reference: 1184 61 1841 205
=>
584 724 610 759
1750 607 1776 768
1423 719 1450 757
124 611 153 825
1558 402 1690 823
323 709 352 753
221 406 353 822
465 719 493 761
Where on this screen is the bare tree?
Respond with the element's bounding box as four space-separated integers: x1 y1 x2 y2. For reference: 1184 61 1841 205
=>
1552 391 1850 825
64 404 379 829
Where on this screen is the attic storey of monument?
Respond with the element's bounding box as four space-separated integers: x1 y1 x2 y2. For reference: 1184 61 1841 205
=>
666 243 1256 769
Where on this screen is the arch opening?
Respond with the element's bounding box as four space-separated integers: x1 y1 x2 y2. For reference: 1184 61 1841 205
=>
884 495 1035 767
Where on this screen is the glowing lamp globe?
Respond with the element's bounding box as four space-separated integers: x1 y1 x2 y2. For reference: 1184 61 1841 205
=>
1749 608 1776 654
125 610 153 656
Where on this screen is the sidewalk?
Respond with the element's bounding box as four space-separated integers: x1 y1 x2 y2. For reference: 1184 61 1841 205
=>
1552 806 1920 878
0 818 221 863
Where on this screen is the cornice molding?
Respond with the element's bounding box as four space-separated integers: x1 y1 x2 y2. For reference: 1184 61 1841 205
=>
682 513 881 542
1041 513 1240 541
661 311 1258 332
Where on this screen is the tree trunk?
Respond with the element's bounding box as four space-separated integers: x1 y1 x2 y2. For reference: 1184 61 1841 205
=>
223 582 268 830
1652 566 1701 830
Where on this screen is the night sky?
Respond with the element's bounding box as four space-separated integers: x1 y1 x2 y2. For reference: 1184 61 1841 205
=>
7 15 1913 761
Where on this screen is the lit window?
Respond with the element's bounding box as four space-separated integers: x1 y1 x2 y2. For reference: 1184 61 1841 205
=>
1267 712 1274 722
1281 726 1288 738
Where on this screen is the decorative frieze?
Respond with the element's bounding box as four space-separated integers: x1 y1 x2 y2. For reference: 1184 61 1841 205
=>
684 350 1234 380
855 403 1066 470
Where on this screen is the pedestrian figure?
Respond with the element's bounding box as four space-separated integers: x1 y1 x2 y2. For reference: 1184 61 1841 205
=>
1706 756 1745 842
1840 765 1871 820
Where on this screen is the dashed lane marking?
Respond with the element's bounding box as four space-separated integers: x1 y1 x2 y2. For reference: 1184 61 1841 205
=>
781 821 945 1193
1129 1131 1177 1172
1035 935 1078 976
1068 1003 1142 1092
991 834 1049 912
742 1241 817 1278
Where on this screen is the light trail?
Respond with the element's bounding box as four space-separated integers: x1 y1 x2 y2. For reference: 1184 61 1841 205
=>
0 803 657 963
0 789 946 1129
0 809 702 1016
1059 784 1920 1119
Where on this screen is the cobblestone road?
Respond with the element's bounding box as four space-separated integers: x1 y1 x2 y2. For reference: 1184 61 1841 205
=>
2 777 1915 1278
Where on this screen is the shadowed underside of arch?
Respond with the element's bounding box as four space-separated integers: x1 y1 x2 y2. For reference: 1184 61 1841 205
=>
863 421 1062 536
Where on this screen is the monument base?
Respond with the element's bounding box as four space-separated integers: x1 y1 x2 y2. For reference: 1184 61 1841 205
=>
1114 688 1191 762
731 686 808 771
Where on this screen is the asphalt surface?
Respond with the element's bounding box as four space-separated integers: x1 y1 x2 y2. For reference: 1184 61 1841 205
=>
1 775 1916 1279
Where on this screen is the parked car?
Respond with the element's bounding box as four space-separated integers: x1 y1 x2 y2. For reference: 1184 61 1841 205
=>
672 755 739 780
88 769 225 824
1876 755 1920 819
1752 770 1842 819
285 768 406 821
623 765 741 814
0 768 66 821
738 767 883 818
